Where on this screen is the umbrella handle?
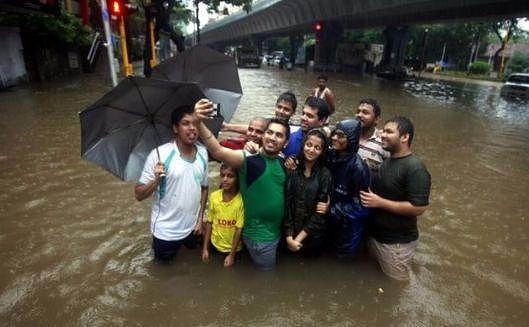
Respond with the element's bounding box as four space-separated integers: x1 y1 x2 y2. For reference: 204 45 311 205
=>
155 146 161 163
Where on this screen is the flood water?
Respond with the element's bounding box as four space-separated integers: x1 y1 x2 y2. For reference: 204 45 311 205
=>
1 67 528 326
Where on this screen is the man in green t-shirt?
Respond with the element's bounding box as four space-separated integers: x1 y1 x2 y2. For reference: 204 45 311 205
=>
360 116 431 281
194 99 290 270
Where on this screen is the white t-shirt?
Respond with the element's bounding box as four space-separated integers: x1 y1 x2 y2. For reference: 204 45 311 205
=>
139 141 208 241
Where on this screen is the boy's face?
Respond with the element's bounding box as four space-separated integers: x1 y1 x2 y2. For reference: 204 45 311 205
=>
274 100 294 121
173 113 198 146
220 168 237 191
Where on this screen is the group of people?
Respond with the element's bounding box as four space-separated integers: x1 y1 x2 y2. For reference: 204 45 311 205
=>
135 75 431 281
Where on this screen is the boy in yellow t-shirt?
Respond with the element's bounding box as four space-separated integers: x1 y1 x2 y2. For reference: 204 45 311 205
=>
202 164 244 267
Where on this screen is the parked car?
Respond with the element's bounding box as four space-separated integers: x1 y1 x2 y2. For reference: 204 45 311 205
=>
272 55 290 67
264 55 274 65
236 46 261 68
500 73 529 99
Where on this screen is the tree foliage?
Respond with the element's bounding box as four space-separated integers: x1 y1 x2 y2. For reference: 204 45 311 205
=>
0 10 92 46
489 18 525 74
468 61 490 75
405 22 489 71
505 51 529 76
196 0 252 13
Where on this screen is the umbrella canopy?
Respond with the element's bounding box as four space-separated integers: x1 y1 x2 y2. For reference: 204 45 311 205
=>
152 44 242 122
80 76 218 181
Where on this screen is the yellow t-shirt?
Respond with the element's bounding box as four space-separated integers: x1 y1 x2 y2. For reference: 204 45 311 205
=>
207 190 244 253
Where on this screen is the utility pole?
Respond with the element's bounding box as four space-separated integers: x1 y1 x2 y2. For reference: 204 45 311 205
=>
195 0 200 44
420 28 429 72
440 43 446 65
100 0 118 86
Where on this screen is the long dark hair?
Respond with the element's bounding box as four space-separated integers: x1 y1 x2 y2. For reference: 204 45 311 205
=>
296 128 328 173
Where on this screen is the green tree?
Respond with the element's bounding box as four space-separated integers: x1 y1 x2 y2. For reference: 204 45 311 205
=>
344 28 384 44
0 10 91 46
505 51 529 76
191 0 252 44
490 18 525 75
405 22 490 71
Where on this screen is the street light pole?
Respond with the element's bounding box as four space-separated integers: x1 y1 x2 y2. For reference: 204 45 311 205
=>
420 28 429 72
100 0 118 86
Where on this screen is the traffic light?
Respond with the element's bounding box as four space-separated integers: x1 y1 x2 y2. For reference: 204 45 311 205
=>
314 22 323 44
109 0 123 19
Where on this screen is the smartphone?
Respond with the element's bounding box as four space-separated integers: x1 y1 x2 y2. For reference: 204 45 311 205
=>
209 103 220 117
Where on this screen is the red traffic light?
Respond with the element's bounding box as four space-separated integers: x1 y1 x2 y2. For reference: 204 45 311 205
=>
315 23 322 31
110 0 122 16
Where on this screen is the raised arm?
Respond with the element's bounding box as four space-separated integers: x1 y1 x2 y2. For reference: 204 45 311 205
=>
222 122 249 135
194 99 245 169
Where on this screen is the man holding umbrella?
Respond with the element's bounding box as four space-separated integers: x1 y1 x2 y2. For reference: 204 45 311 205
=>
134 106 209 262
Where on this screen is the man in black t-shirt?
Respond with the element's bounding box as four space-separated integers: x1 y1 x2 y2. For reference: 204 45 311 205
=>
360 116 431 281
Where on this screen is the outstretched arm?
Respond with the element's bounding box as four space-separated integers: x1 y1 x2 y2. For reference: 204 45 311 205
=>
194 99 245 169
223 122 249 135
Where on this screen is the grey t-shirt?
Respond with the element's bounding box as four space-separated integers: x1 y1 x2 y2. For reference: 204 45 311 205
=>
369 154 431 244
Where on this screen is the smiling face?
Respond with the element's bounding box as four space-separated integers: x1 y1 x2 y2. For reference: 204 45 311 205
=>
331 129 348 152
246 119 267 144
262 122 288 156
300 105 324 132
303 134 324 163
381 121 407 153
355 103 378 130
274 100 294 121
173 113 198 146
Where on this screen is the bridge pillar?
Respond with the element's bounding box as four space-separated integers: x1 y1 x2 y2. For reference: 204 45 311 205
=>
315 21 343 69
377 26 409 79
289 34 303 69
256 39 264 57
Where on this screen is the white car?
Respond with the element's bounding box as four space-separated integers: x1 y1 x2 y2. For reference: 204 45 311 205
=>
500 73 529 99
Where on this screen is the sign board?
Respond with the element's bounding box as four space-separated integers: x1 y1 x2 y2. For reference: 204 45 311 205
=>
68 52 79 69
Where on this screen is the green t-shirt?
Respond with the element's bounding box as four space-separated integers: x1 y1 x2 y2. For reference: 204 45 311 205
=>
239 152 286 242
370 154 431 244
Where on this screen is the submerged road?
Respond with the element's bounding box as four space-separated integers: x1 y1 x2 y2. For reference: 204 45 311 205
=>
0 67 528 325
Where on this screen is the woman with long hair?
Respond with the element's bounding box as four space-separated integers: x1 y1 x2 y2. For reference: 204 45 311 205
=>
284 129 332 256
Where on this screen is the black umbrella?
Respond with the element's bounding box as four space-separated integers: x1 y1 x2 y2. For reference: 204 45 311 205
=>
79 76 218 181
152 44 242 122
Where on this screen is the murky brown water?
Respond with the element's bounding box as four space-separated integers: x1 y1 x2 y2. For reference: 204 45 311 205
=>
1 67 528 326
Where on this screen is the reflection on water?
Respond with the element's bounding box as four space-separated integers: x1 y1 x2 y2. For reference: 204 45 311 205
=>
1 69 528 325
403 78 529 123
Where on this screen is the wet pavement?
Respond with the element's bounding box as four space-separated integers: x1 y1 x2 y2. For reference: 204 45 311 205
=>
1 67 528 326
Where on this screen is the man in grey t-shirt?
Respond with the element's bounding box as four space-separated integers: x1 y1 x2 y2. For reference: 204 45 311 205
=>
360 116 431 281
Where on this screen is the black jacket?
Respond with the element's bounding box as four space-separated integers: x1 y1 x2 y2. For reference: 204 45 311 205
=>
284 164 332 242
326 118 371 256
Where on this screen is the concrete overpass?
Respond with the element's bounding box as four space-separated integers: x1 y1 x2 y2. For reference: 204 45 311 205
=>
195 0 527 77
200 0 528 44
